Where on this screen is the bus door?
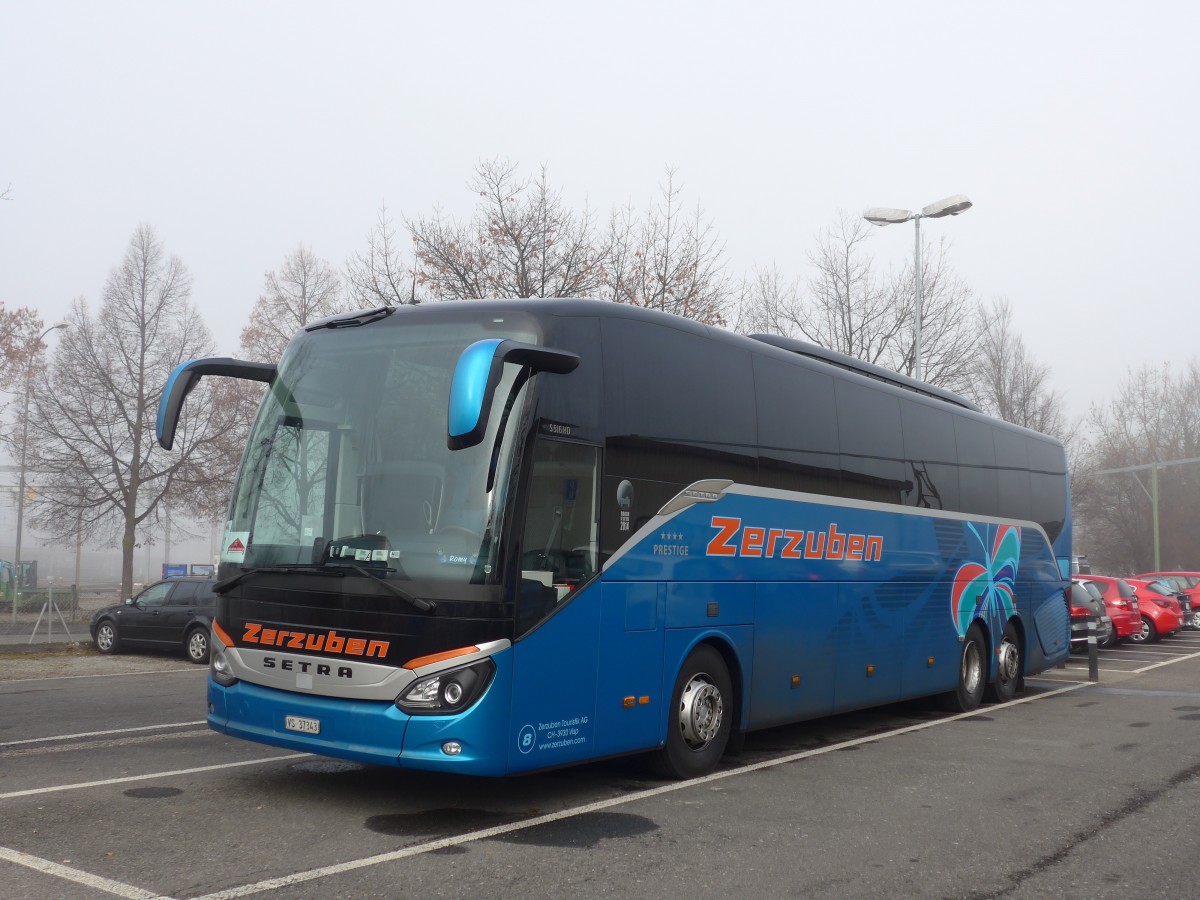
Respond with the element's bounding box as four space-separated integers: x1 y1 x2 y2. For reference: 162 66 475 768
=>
508 438 605 771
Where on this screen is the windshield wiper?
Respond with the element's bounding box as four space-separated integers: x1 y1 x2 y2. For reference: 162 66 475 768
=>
214 564 345 594
341 563 436 612
215 562 435 613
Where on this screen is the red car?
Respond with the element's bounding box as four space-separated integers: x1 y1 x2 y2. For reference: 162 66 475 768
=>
1134 571 1200 628
1074 576 1141 646
1125 578 1185 643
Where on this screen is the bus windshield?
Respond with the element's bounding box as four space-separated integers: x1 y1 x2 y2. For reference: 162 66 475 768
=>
223 318 538 587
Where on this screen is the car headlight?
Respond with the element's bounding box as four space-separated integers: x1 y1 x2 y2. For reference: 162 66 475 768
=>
396 658 495 715
210 648 238 686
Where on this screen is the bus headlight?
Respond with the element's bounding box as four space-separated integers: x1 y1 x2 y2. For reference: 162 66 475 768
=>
396 658 495 715
211 648 238 686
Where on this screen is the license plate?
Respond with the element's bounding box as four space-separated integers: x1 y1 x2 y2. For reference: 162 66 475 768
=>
284 715 321 735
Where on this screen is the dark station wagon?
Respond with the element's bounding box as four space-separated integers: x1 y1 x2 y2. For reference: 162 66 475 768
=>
90 576 218 663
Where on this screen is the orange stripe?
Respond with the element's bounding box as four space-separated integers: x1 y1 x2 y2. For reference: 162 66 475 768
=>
211 618 235 648
403 646 480 670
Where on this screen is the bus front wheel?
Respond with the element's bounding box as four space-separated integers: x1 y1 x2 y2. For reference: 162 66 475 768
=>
653 644 732 779
941 623 986 713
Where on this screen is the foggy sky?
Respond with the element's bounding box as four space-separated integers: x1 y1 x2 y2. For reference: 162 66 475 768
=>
3 1 1198 421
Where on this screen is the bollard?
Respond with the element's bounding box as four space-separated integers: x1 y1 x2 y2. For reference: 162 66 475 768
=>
1087 617 1099 682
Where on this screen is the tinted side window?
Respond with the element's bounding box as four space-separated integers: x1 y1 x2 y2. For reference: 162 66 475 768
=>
534 315 604 443
900 399 959 510
602 318 755 447
994 427 1031 521
1027 436 1067 542
955 417 998 516
754 354 840 497
167 582 199 605
602 318 757 486
835 379 907 504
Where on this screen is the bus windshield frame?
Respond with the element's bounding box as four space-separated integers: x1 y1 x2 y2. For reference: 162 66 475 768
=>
221 316 540 595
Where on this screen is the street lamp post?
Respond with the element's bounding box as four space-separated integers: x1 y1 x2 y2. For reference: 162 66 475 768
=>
11 322 69 624
863 195 972 382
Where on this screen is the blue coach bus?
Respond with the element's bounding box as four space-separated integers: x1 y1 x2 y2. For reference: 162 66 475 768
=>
158 299 1071 778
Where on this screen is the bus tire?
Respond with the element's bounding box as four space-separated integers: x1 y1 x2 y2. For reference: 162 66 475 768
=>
653 644 733 779
985 621 1022 703
941 622 986 712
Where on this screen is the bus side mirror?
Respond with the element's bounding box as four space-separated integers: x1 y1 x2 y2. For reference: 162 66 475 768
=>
447 339 579 450
157 358 276 450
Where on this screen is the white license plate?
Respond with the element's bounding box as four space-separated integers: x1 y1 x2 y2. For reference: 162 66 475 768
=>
284 715 321 735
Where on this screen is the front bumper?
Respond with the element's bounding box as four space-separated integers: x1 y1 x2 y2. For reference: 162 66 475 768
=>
1070 616 1112 648
207 668 512 776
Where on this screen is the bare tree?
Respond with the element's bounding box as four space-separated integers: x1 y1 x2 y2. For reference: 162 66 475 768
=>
240 245 347 363
24 225 231 598
0 303 44 392
345 202 420 307
738 212 982 391
602 168 732 325
0 305 46 527
1073 362 1200 572
968 298 1070 438
786 213 906 364
409 159 606 301
889 236 982 394
734 263 803 336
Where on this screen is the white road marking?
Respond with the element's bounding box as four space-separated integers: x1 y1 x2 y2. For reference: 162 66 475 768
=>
0 721 206 748
192 684 1090 900
1 667 199 685
0 753 309 800
0 845 172 900
1133 648 1200 673
2 729 216 759
10 647 1200 898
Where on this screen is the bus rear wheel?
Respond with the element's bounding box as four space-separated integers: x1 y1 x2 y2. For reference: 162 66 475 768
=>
653 644 732 779
985 621 1022 703
941 623 986 712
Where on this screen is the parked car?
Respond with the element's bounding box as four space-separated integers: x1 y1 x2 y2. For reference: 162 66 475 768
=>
89 576 217 663
1124 578 1185 643
1074 576 1140 646
1067 581 1113 651
1134 571 1200 628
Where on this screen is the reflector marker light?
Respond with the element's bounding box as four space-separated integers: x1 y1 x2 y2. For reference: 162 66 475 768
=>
404 646 481 670
212 618 235 648
623 696 636 708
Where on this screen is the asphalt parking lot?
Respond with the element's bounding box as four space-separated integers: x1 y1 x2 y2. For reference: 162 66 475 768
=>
3 631 1200 899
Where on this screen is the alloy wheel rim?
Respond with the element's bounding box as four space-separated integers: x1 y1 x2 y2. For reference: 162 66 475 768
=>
678 674 723 748
188 632 207 660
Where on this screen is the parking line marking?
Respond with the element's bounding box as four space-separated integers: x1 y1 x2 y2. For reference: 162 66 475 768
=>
0 721 206 748
0 753 309 801
0 845 171 900
1 667 199 685
191 683 1089 900
2 729 217 760
1133 648 1200 673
